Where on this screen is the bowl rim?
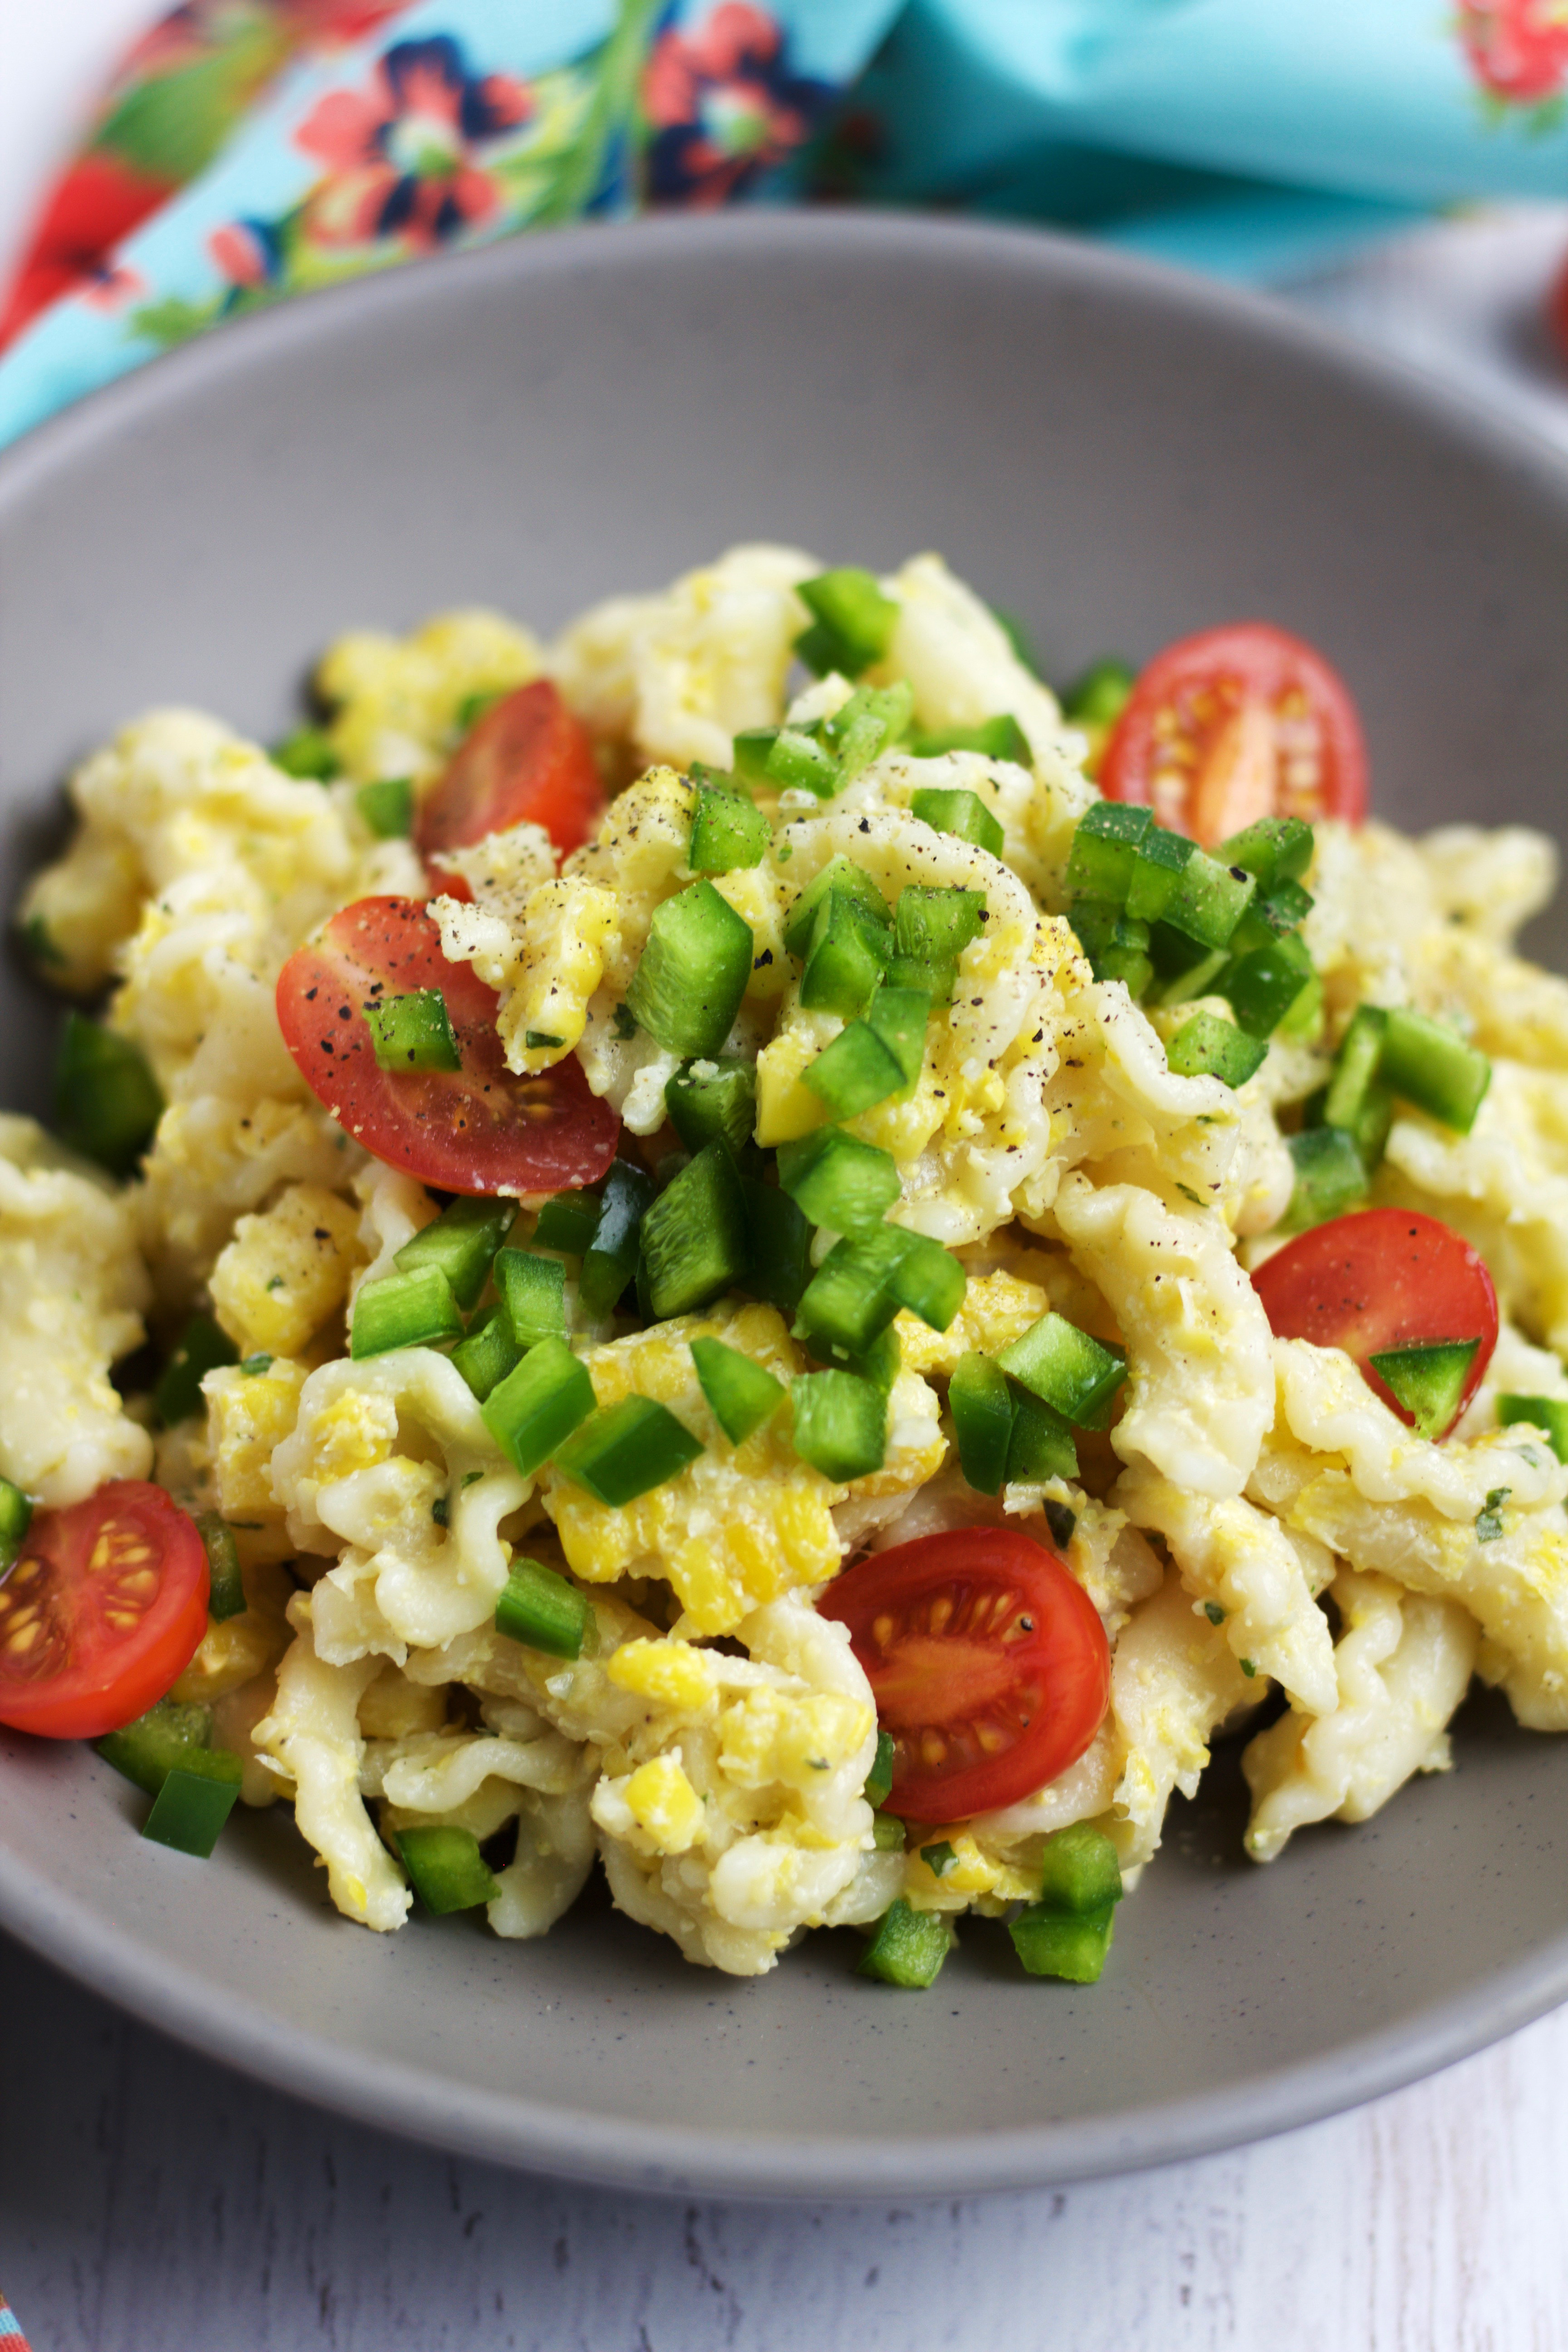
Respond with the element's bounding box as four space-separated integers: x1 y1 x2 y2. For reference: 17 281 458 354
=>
4 207 1568 2201
6 205 1567 514
5 1805 1567 2198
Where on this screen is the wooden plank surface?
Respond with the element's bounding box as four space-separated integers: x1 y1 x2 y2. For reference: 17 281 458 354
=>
3 1927 1565 2351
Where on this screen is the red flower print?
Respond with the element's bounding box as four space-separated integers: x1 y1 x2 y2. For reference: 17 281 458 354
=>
0 0 416 349
0 150 173 348
644 3 832 207
80 261 147 313
281 0 409 44
118 0 403 88
295 34 531 252
208 217 285 289
1459 0 1568 104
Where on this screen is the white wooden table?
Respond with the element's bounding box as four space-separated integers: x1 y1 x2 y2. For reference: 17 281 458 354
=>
5 13 1568 2342
5 1922 1568 2350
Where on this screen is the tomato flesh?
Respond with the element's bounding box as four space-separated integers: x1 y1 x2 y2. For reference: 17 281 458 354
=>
416 680 604 876
276 895 619 1196
818 1529 1110 1823
0 1481 209 1740
1251 1207 1499 1437
1100 621 1368 848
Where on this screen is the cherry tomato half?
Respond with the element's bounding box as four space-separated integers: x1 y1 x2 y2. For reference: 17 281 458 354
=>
1251 1207 1499 1438
1100 621 1368 848
818 1529 1110 1823
416 680 604 877
275 895 620 1195
0 1481 209 1740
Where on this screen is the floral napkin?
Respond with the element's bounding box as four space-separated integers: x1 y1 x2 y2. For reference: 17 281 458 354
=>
0 0 897 448
2 0 1568 451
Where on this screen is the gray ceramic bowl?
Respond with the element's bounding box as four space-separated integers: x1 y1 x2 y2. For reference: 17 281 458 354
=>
2 214 1568 2201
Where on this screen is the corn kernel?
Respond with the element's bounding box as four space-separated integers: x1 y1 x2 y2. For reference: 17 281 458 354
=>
754 1029 828 1147
624 1754 705 1852
607 1637 716 1711
313 1387 399 1484
498 878 622 1075
542 1303 844 1632
666 1543 750 1634
206 1358 307 1515
718 1688 873 1790
893 1271 1051 1377
210 1183 364 1358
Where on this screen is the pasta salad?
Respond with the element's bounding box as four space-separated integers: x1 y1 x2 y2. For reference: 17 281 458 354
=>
1 542 1565 1991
